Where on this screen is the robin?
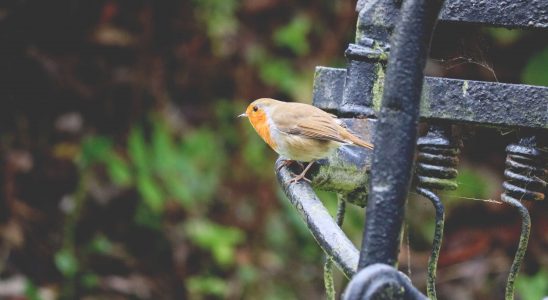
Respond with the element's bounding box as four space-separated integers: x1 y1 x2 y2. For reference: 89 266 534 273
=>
239 98 373 183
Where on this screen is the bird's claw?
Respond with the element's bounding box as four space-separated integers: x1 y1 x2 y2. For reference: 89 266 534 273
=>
286 173 312 184
285 161 314 184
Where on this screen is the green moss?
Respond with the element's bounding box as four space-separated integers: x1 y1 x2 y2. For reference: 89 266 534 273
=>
462 80 469 96
420 81 431 116
372 64 385 112
310 150 370 207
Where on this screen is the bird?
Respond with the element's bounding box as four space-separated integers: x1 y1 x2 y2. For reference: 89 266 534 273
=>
239 98 373 183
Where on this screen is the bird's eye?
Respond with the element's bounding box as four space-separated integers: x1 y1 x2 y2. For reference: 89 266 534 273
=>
253 106 258 112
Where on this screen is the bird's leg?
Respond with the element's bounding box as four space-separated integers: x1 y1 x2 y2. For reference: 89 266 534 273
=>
277 159 294 171
276 159 304 172
287 161 314 184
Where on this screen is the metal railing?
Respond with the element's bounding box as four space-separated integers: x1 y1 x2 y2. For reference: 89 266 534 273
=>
275 0 548 299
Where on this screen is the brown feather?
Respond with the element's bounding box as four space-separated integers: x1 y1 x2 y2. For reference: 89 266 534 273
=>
270 101 373 149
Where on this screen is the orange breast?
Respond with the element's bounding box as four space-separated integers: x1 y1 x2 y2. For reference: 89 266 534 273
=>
249 111 277 150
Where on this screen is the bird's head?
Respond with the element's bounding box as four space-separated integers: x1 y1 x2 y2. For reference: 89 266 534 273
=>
238 98 277 127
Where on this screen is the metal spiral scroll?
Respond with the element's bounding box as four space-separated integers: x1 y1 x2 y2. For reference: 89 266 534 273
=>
415 125 460 300
500 136 547 300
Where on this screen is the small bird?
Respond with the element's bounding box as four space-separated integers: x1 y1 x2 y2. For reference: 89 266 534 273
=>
239 98 373 183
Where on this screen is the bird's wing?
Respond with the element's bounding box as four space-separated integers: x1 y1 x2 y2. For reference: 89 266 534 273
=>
272 105 348 144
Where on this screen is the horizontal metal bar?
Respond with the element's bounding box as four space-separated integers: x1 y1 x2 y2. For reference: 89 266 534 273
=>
439 0 548 29
275 158 359 278
356 0 548 29
421 77 548 129
313 67 548 129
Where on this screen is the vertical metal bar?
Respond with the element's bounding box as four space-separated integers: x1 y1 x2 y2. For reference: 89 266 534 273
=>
358 0 444 269
324 197 347 300
416 188 445 299
339 0 398 117
500 195 531 300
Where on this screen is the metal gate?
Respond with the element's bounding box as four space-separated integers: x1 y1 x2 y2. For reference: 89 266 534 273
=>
275 0 547 299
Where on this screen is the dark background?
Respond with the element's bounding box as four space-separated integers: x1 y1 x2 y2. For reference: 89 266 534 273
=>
0 0 546 299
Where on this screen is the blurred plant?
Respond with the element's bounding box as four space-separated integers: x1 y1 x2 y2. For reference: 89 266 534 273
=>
522 47 548 86
485 28 525 46
186 275 229 299
192 0 239 56
82 117 225 213
184 219 244 267
516 269 548 300
52 114 251 298
25 280 43 300
246 45 313 100
274 15 312 56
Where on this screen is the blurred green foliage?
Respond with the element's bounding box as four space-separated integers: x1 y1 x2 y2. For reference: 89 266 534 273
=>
54 249 79 279
486 28 525 46
192 0 239 56
24 280 43 300
185 219 244 267
516 269 548 300
522 47 548 86
186 275 229 298
82 118 225 213
6 1 547 299
274 15 312 56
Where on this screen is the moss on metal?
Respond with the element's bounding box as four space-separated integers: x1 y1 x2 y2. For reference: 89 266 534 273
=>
311 155 370 207
462 80 469 96
372 63 386 112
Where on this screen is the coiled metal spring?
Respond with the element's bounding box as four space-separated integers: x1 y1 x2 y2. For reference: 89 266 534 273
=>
500 136 546 300
503 140 546 202
416 132 459 192
415 125 460 300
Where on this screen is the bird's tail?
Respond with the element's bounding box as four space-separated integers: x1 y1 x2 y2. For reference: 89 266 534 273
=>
346 133 374 150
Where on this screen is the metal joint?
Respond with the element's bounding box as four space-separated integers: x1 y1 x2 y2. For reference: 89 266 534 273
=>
342 264 427 300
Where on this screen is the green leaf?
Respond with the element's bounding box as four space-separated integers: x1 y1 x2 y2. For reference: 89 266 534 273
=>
274 16 311 56
81 273 100 289
259 58 299 93
105 155 132 186
137 174 164 211
88 234 113 254
522 47 548 86
54 249 79 278
186 275 228 297
128 127 149 173
164 174 193 207
184 219 245 267
24 280 43 300
134 202 162 230
79 136 113 168
516 269 548 300
151 120 178 173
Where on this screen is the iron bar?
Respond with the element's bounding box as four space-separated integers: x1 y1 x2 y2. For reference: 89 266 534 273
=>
439 0 548 29
357 0 548 29
499 194 531 300
415 124 460 299
343 263 428 300
359 0 444 269
324 198 346 300
339 0 397 117
416 188 445 299
275 158 359 278
500 136 546 299
313 68 548 130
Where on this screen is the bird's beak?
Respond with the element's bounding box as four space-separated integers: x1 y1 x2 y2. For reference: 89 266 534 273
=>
238 113 247 118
